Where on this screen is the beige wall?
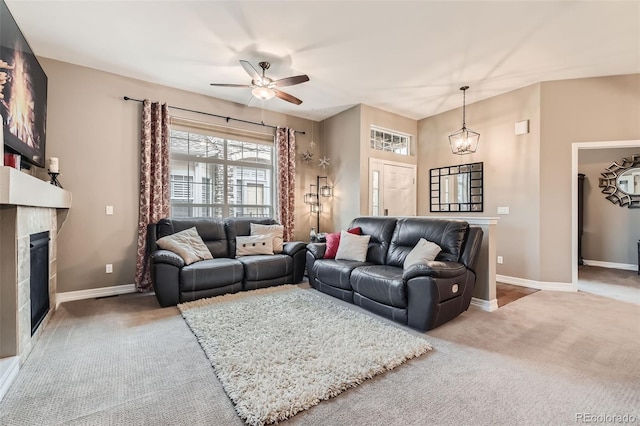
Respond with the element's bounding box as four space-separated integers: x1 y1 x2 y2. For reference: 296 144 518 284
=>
323 105 361 231
38 58 319 293
579 147 640 265
540 74 640 282
418 84 542 280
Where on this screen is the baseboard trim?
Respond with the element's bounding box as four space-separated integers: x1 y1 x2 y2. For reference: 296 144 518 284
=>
0 356 19 403
56 284 137 308
496 274 576 292
583 259 637 271
470 297 499 312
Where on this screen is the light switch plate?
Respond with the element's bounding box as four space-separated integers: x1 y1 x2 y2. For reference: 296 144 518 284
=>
106 264 113 273
106 205 114 215
497 206 510 215
515 120 529 135
497 256 504 264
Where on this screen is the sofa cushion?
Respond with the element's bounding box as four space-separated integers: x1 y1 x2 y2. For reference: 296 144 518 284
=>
180 258 244 292
335 231 371 262
312 259 371 290
236 235 274 256
387 218 468 267
225 217 278 257
157 218 229 258
351 265 407 309
347 217 397 264
238 254 293 281
324 227 361 259
403 238 441 269
250 223 284 253
156 227 213 265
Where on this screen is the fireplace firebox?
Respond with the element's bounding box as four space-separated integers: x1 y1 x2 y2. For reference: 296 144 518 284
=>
30 231 50 335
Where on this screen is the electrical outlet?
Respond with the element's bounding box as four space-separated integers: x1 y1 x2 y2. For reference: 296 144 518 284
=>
497 256 504 264
497 207 510 215
106 205 114 215
106 264 113 273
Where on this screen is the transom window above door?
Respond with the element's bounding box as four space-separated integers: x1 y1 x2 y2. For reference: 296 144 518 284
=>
370 126 411 155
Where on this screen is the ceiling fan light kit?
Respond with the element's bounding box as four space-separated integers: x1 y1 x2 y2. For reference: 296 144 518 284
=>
252 86 275 100
449 86 480 155
211 60 309 105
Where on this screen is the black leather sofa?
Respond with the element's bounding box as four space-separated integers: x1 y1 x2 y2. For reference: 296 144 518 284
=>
306 217 483 331
147 217 306 307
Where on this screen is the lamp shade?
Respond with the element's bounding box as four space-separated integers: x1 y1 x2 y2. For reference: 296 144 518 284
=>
449 86 480 155
319 185 333 197
449 127 480 155
304 192 318 205
310 203 323 213
252 86 275 100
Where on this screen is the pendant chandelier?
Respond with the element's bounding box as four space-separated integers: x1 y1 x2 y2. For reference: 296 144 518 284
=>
449 86 480 155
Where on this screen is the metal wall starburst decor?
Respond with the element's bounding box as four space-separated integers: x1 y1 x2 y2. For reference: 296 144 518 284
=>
598 154 640 208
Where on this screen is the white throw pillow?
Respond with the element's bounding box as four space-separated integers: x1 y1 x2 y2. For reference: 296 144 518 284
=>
156 227 213 265
335 231 371 262
250 223 284 253
403 238 442 269
236 234 274 256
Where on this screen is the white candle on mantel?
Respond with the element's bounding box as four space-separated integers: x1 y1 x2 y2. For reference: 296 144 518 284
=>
49 157 59 173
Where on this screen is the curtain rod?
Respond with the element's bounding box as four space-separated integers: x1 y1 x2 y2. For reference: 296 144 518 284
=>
123 96 305 135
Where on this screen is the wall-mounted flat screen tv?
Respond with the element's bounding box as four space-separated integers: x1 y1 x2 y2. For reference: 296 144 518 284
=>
0 0 47 168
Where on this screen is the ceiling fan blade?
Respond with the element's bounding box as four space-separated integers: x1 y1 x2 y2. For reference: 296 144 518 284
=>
240 60 260 80
210 83 252 88
274 89 303 105
274 74 310 87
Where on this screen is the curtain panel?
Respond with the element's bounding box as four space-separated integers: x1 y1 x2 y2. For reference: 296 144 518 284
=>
135 100 170 291
275 127 296 241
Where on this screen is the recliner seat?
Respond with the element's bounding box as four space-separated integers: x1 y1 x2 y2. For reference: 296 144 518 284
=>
148 217 306 307
306 217 483 331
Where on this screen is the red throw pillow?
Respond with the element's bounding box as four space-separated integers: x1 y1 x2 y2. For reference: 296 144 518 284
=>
324 227 362 259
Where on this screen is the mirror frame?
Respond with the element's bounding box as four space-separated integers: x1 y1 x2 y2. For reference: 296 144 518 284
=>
598 154 640 208
430 162 483 212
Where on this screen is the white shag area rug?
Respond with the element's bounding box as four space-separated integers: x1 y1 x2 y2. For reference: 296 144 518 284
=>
178 285 432 426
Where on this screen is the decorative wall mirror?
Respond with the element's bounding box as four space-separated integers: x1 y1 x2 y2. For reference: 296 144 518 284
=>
598 154 640 208
430 162 483 212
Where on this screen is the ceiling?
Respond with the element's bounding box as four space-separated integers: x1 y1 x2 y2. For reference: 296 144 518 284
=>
6 1 640 122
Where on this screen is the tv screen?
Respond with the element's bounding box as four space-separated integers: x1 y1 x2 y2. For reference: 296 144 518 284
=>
0 0 47 168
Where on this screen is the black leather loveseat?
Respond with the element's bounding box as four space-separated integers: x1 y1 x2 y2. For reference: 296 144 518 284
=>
306 217 483 331
148 217 306 307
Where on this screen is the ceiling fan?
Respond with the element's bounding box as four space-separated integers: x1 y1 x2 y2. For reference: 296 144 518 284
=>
210 60 309 105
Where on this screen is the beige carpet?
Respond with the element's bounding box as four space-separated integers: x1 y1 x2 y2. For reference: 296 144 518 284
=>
178 286 431 425
0 285 638 425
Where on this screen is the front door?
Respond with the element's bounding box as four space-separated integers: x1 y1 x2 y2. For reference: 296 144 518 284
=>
369 159 416 216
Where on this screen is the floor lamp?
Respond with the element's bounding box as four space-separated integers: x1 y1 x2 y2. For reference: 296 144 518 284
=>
303 175 333 234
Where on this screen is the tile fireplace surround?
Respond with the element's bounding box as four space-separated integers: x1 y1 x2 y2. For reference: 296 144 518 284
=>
0 166 71 401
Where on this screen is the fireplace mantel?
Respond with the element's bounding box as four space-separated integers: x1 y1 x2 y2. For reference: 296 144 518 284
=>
0 166 71 208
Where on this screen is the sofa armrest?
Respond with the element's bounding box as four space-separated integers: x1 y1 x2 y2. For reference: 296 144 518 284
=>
151 249 185 268
306 243 326 259
282 241 306 257
402 261 467 281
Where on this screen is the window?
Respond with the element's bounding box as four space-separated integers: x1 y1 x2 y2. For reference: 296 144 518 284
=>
169 122 274 219
370 126 411 155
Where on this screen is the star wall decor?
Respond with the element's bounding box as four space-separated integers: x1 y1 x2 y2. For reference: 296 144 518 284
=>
302 150 314 164
319 155 330 169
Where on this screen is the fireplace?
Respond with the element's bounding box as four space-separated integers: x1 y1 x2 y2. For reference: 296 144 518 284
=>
30 231 50 335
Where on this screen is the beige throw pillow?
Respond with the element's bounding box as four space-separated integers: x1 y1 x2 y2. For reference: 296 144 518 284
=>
335 231 371 262
250 223 284 253
156 227 213 265
236 234 274 256
404 238 441 269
